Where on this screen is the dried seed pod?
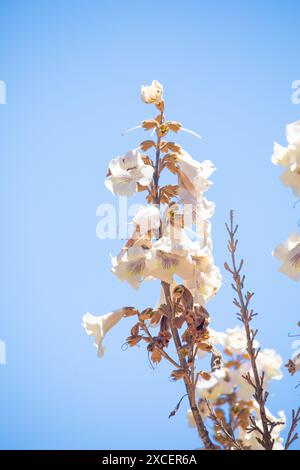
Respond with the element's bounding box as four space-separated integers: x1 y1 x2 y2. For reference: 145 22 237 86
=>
170 368 186 381
122 307 139 317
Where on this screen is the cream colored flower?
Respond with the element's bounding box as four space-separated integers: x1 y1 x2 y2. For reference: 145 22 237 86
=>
272 120 300 195
105 149 154 196
111 245 153 289
82 309 124 357
256 348 283 381
272 233 300 281
132 205 160 236
185 263 222 306
214 326 258 356
271 120 300 166
141 80 163 104
280 167 300 196
177 150 215 192
177 150 216 229
177 150 215 181
196 368 235 402
148 235 196 284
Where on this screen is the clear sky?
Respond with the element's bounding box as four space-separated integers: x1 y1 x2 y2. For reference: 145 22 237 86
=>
0 0 300 450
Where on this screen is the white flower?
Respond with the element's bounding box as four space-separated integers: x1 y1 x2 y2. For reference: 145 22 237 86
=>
196 369 235 402
280 167 300 196
176 151 216 229
111 245 152 289
177 151 216 206
256 348 283 381
272 120 300 195
230 367 254 401
82 309 124 357
177 150 216 184
185 263 222 306
141 80 163 104
272 233 300 281
286 120 300 145
148 235 196 284
132 205 160 236
105 149 154 196
214 326 258 356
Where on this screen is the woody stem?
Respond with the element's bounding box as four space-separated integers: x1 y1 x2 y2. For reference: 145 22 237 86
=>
162 281 216 450
151 105 215 450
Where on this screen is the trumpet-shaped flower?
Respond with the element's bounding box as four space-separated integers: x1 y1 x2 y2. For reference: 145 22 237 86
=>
82 309 124 357
213 326 258 357
141 80 163 104
105 149 154 196
272 120 300 195
177 150 216 183
272 233 300 281
178 153 215 204
177 150 216 228
280 168 300 197
111 245 152 289
185 263 222 306
148 236 196 284
256 348 283 381
196 368 235 401
272 120 300 166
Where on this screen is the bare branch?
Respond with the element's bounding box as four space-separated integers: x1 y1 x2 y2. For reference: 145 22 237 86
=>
285 407 300 450
225 210 275 450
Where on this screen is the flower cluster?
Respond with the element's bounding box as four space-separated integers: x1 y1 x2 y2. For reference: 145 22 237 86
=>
271 120 300 378
272 120 300 196
188 326 285 450
83 81 221 360
105 80 221 301
83 81 299 451
272 120 300 281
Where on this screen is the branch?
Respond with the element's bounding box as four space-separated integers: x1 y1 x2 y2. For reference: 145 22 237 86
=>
206 400 244 450
139 320 180 369
225 210 274 450
162 281 216 450
285 407 300 450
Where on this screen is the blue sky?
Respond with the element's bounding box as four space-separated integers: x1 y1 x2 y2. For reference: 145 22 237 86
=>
0 0 300 449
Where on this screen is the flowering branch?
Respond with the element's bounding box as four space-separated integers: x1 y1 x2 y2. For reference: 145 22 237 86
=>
84 81 289 451
145 95 215 449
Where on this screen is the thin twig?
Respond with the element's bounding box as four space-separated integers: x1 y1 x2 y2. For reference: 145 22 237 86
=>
285 407 300 450
206 400 244 450
225 210 274 450
139 321 180 369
